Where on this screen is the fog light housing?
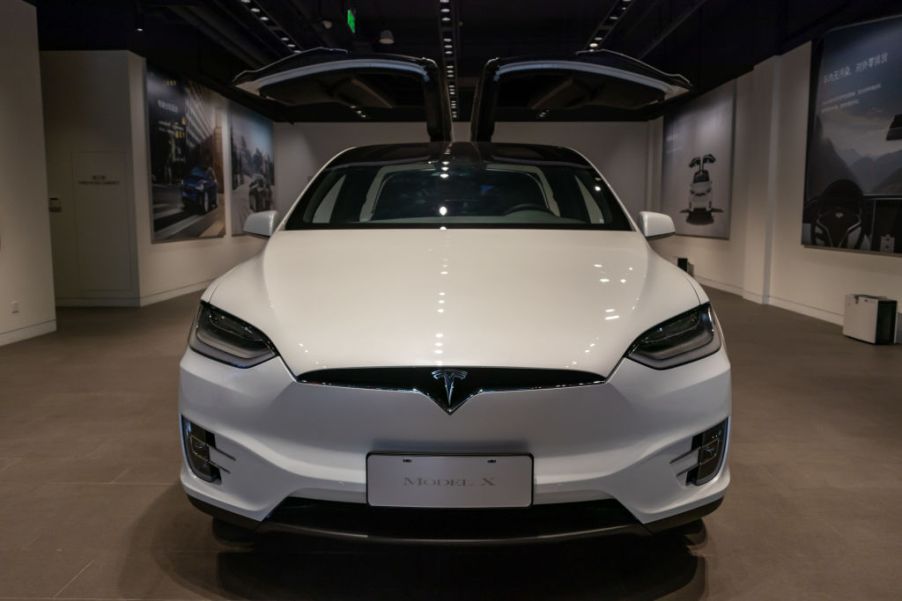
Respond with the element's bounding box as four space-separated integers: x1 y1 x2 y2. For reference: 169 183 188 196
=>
181 417 222 483
687 419 727 486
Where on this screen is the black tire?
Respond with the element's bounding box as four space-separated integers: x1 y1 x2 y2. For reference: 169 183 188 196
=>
212 517 257 545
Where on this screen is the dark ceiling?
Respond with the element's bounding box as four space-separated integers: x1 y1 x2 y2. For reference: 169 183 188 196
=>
28 0 902 122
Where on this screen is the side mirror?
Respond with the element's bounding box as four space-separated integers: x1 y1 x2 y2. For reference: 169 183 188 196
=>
638 211 675 240
244 210 279 238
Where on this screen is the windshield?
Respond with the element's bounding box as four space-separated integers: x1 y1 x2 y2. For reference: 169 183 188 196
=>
285 157 632 230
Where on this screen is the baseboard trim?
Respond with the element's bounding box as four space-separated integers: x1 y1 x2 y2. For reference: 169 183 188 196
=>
693 275 745 297
57 281 211 308
766 296 843 326
0 320 57 347
139 280 210 307
57 297 141 307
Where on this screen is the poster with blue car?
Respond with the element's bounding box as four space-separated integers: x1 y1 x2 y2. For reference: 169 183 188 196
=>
146 67 225 242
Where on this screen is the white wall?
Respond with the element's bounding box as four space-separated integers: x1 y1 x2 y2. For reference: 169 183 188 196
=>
37 41 902 324
42 51 139 305
41 50 265 307
767 45 902 323
653 43 902 324
0 1 56 346
128 55 264 306
273 120 650 219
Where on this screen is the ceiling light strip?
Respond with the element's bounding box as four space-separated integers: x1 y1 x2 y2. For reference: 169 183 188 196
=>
585 0 635 52
236 0 301 55
438 0 459 119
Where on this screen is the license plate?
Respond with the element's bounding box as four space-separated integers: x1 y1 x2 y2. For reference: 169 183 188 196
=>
366 454 533 508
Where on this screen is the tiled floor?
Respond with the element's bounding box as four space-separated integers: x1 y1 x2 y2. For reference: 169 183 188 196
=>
0 289 901 600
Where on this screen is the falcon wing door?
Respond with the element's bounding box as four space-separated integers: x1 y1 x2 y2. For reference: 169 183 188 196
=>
234 48 452 142
470 50 691 141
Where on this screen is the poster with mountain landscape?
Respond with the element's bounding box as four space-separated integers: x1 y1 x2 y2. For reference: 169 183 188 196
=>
804 15 902 255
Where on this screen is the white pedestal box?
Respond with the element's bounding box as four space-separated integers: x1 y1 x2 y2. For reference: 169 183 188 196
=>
843 294 897 344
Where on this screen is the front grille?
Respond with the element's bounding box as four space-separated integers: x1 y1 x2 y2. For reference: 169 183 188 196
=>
263 497 640 544
298 367 604 413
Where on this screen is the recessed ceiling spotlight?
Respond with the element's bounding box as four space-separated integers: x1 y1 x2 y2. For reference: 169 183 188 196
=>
250 7 260 13
445 50 452 55
441 7 450 13
287 42 296 48
260 15 269 21
281 36 289 41
589 42 598 48
610 15 619 20
442 16 451 23
444 37 452 42
444 44 453 49
321 19 333 30
594 35 602 41
240 0 250 3
293 50 301 54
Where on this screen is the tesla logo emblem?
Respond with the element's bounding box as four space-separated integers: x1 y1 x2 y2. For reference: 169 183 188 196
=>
432 369 468 409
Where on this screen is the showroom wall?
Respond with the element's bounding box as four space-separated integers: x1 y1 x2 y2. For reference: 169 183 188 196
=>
127 55 264 305
35 39 902 325
42 51 140 305
41 50 264 307
0 1 56 346
273 120 650 219
652 43 902 324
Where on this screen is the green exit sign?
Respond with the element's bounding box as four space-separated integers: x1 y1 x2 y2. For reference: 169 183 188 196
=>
346 9 356 34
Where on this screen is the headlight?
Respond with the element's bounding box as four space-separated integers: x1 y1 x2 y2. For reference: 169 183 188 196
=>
188 302 276 368
627 304 721 369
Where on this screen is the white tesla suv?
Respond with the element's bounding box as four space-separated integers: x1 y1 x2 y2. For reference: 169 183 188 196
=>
179 49 731 544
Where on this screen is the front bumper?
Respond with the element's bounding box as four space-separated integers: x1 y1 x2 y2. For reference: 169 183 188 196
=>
188 493 723 545
179 348 731 539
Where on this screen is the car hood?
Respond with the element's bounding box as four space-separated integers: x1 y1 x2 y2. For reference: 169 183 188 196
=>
207 229 703 378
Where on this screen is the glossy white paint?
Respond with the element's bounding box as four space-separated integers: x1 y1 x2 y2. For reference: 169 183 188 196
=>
183 141 730 533
638 211 676 240
180 344 730 524
207 228 701 378
243 210 279 238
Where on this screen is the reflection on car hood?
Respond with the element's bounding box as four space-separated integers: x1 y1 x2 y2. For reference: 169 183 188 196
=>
208 229 702 378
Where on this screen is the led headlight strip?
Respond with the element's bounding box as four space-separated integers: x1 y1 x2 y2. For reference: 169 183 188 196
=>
627 304 721 369
189 302 277 368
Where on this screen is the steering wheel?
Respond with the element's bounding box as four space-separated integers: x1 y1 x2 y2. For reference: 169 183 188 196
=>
503 203 555 216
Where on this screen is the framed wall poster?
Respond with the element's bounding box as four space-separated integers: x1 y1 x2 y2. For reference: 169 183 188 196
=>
661 82 736 239
146 66 226 242
229 104 276 235
804 15 902 255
